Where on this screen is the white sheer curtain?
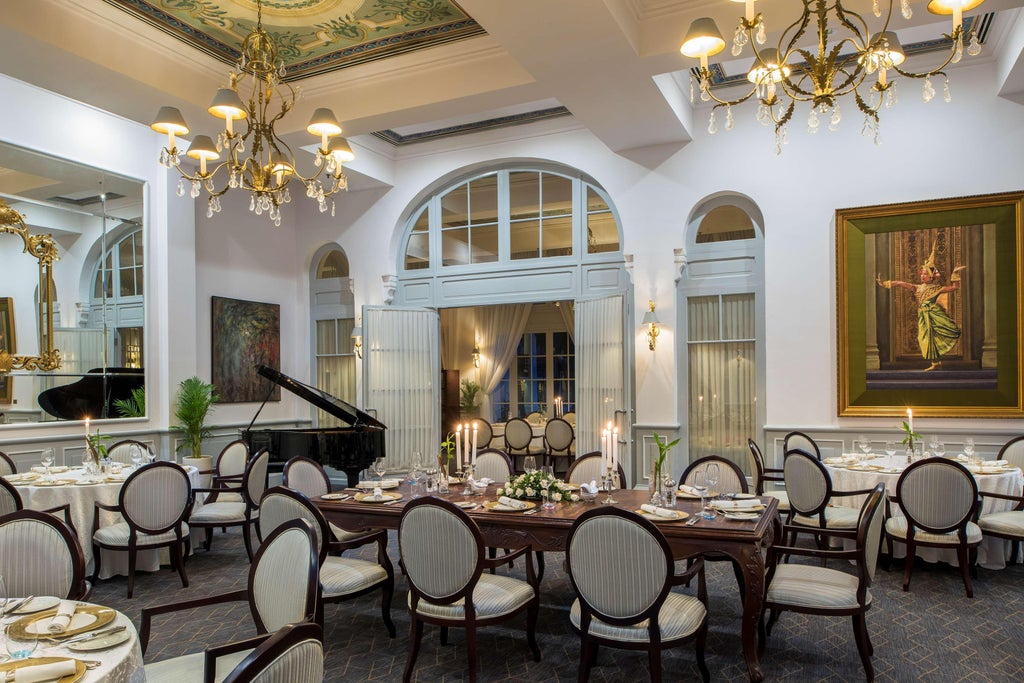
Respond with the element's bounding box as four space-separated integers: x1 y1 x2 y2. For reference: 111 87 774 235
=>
438 308 464 371
575 296 625 456
557 301 575 343
687 294 756 473
476 303 532 421
364 307 439 473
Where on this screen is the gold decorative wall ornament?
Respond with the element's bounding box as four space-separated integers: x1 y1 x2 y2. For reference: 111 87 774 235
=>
151 0 355 226
0 198 61 372
680 0 986 153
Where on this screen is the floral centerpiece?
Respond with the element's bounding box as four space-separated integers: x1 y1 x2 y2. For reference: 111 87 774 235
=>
86 430 111 470
497 471 580 503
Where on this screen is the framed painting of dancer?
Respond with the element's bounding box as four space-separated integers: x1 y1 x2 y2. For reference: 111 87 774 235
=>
837 191 1024 418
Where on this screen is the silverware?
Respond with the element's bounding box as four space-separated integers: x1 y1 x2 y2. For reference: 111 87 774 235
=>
523 509 539 515
58 624 126 645
684 516 701 526
4 595 32 615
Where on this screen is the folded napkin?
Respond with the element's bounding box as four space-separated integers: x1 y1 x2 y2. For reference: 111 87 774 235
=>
580 480 599 494
956 454 969 461
359 479 400 488
371 486 384 501
985 460 1008 467
679 484 703 497
497 496 528 510
12 659 78 683
640 504 678 518
47 600 77 633
475 477 494 486
711 499 763 511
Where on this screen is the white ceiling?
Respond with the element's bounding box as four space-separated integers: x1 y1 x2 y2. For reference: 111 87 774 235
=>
1 0 1022 186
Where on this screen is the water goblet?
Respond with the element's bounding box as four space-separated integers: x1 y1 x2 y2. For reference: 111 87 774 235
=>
5 631 37 660
40 448 54 481
372 457 387 483
693 471 713 520
409 451 422 484
964 438 976 465
523 456 537 474
884 441 897 458
130 444 144 469
541 488 555 511
705 463 720 501
858 436 872 459
934 441 946 458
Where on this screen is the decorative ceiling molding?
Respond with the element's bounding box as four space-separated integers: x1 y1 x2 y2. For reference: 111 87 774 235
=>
372 106 573 146
102 0 486 81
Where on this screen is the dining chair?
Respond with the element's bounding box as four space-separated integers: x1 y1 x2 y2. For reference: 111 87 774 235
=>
783 431 821 460
141 518 320 683
567 451 628 489
0 450 16 475
209 439 252 503
784 449 871 544
760 484 886 682
189 448 269 562
562 411 576 428
282 455 376 544
0 477 75 529
0 509 89 600
996 435 1024 472
470 418 493 450
680 455 750 496
748 438 789 512
472 448 514 484
525 411 544 425
399 497 541 683
885 458 981 597
977 487 1024 565
504 417 536 472
566 507 710 683
220 622 324 683
106 438 153 465
90 460 193 598
258 486 396 637
543 417 575 476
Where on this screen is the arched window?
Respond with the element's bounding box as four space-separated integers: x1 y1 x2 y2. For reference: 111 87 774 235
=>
310 246 356 427
88 227 144 368
401 167 620 273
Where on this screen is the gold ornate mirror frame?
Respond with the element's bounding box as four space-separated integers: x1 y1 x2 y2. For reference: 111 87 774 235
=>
0 198 61 372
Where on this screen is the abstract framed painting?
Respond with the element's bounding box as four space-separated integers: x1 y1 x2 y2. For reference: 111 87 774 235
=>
837 191 1024 418
211 296 280 403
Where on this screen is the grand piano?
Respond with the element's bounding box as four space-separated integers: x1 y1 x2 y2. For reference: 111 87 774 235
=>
241 365 386 486
37 367 145 420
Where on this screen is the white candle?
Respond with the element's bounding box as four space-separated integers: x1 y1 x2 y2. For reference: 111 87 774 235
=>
464 423 471 470
84 417 90 437
472 424 478 466
612 427 619 472
455 424 462 468
907 408 913 435
601 430 608 470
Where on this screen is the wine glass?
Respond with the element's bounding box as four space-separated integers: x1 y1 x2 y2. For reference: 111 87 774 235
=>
857 436 872 460
928 435 939 455
705 463 720 501
40 448 54 482
934 441 946 458
130 444 144 469
372 457 387 483
964 438 976 464
408 452 422 485
692 471 712 519
885 441 897 461
523 456 537 474
5 631 37 660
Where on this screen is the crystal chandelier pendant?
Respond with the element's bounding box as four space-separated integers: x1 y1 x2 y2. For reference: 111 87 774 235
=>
176 178 186 197
732 26 747 56
807 108 819 134
886 82 898 109
943 78 952 103
968 33 982 56
828 103 841 132
922 78 935 103
755 22 766 45
725 106 734 131
901 0 912 20
707 110 718 134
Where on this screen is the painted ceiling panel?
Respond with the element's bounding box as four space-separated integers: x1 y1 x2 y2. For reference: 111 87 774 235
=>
103 0 485 80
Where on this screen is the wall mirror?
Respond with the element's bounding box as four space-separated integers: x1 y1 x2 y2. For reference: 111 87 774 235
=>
0 141 145 424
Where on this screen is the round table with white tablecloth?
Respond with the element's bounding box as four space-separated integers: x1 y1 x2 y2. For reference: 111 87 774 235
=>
4 465 201 579
823 454 1023 569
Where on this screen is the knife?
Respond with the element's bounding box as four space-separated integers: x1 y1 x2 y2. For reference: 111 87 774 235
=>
61 624 127 645
3 595 32 616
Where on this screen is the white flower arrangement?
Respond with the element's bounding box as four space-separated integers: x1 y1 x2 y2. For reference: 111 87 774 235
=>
497 471 580 502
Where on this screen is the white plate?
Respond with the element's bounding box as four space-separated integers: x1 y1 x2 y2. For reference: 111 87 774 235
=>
67 629 131 652
723 512 760 521
26 612 100 635
733 493 757 499
636 509 688 522
320 493 348 501
455 501 478 509
6 597 60 615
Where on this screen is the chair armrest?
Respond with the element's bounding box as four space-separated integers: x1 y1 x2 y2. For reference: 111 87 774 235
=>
192 485 243 495
780 522 858 542
768 544 858 563
41 504 75 533
327 528 388 554
832 487 878 498
140 589 248 653
483 545 530 570
202 634 273 683
670 555 705 586
978 490 1024 503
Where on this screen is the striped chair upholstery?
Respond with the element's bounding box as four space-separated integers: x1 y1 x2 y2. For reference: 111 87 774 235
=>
566 508 709 683
0 450 16 476
784 449 869 540
106 439 153 465
978 439 1024 559
562 411 576 428
783 431 821 459
0 477 19 516
748 438 789 512
886 458 981 597
190 449 269 562
90 461 192 598
472 449 513 485
221 622 324 683
680 455 749 496
470 418 493 450
211 440 251 503
0 509 88 600
762 485 886 682
504 417 537 472
997 435 1024 472
399 497 541 682
141 519 320 682
567 452 628 490
543 417 574 476
259 486 395 637
282 456 370 544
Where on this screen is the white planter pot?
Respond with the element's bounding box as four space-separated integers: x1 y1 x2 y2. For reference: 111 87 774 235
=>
182 455 214 489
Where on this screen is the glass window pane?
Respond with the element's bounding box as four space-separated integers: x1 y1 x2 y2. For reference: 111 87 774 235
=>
468 174 498 225
471 224 499 263
317 250 348 278
316 320 338 354
510 220 540 260
441 184 468 228
586 186 608 212
541 174 572 217
405 233 430 270
120 268 134 297
119 236 134 266
688 296 720 342
509 171 540 222
586 210 619 254
542 215 573 257
412 205 429 232
441 228 469 266
721 294 755 340
135 265 144 293
552 331 568 355
134 233 144 263
696 205 756 244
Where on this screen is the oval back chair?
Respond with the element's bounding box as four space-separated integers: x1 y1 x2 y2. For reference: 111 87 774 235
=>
0 509 88 600
107 439 154 465
470 418 493 450
473 448 514 484
680 455 749 496
567 452 628 490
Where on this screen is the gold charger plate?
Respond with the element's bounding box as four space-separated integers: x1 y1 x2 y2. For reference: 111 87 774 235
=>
722 512 760 521
0 657 85 683
32 479 76 487
353 491 403 503
8 605 116 639
846 465 883 472
636 509 688 523
483 500 536 512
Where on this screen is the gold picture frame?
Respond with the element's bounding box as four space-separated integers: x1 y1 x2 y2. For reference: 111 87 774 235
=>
837 191 1024 418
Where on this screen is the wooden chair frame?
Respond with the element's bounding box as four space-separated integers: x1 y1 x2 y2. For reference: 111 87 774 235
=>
0 477 75 530
0 509 89 600
0 450 17 475
190 449 269 562
567 452 628 490
221 622 324 683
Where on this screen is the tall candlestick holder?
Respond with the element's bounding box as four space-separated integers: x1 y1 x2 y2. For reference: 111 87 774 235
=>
601 466 618 505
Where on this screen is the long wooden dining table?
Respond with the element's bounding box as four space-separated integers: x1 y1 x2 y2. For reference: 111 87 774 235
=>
317 485 779 682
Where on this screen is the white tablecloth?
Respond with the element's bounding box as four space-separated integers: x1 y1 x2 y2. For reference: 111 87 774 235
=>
6 465 200 579
10 602 144 683
824 455 1023 569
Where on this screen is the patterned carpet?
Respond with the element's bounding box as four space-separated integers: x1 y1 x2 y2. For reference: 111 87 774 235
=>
91 525 1024 682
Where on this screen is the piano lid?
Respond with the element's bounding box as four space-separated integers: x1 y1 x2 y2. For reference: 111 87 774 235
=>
255 365 385 430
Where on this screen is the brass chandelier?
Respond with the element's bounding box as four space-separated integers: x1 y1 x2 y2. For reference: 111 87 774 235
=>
680 0 986 153
151 0 354 225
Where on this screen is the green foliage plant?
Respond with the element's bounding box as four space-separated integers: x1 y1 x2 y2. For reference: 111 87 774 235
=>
173 376 219 456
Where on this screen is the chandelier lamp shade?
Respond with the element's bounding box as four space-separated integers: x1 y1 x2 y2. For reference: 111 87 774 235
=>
679 0 986 153
150 0 354 225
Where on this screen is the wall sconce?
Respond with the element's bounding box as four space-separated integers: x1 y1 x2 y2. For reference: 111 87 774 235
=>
472 343 481 368
351 324 363 359
641 300 660 351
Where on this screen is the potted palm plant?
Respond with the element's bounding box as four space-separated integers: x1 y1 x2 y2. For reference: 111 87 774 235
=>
173 376 219 486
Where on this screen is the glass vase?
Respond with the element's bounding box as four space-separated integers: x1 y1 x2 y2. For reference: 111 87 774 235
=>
649 463 664 506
